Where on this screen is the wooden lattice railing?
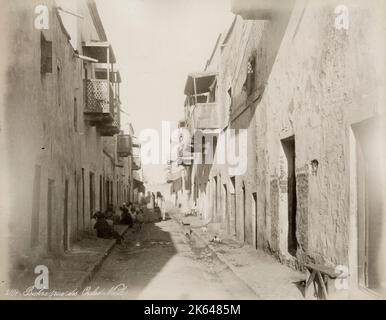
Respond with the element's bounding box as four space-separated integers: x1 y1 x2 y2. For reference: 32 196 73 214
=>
85 79 113 114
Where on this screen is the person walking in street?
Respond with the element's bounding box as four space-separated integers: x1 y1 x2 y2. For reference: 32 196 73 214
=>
135 208 145 232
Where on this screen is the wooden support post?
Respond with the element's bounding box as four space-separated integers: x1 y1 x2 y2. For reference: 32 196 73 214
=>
106 46 112 115
193 77 198 106
305 269 316 299
106 46 110 84
316 271 329 300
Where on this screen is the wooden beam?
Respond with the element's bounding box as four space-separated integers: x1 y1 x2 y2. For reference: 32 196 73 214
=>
316 271 329 300
304 269 316 299
193 77 198 106
57 7 84 19
73 54 98 63
84 41 110 48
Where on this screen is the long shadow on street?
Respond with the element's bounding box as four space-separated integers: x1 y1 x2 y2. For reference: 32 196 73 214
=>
88 213 258 300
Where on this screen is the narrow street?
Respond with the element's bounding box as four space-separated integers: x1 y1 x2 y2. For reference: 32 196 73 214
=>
2 0 385 302
88 215 258 300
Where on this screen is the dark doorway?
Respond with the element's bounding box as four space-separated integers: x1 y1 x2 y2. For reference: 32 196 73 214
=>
63 179 69 252
103 176 106 210
106 180 110 207
82 168 85 230
89 172 95 218
75 171 80 240
230 177 237 237
99 175 103 211
117 181 119 205
47 179 55 253
213 177 218 221
242 184 246 243
253 192 258 249
223 184 228 232
281 136 298 257
110 181 113 206
31 165 41 248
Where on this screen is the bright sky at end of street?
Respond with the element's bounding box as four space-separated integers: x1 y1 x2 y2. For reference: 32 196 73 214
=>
95 0 235 184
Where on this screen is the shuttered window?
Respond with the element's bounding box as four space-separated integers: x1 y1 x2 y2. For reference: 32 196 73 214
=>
41 33 52 74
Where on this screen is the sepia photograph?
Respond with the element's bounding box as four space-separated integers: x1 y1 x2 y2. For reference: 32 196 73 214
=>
0 0 385 307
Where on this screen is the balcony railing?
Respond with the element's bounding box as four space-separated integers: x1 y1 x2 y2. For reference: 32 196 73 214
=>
191 103 220 130
85 79 113 113
84 79 115 126
132 156 141 171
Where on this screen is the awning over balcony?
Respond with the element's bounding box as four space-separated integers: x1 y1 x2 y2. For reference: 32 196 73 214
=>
83 41 117 64
184 71 218 96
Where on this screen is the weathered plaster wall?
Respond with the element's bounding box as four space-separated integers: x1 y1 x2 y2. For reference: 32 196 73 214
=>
3 1 131 272
257 0 386 269
191 1 386 283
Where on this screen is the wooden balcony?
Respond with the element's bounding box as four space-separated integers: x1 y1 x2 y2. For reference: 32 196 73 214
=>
132 156 141 171
98 109 120 136
191 103 220 130
84 79 114 125
117 134 132 158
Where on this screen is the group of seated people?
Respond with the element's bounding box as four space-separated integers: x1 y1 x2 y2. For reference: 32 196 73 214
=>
120 202 145 227
92 202 146 244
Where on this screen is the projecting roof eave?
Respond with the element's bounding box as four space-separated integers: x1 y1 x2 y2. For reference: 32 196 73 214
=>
83 41 117 64
184 71 218 96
